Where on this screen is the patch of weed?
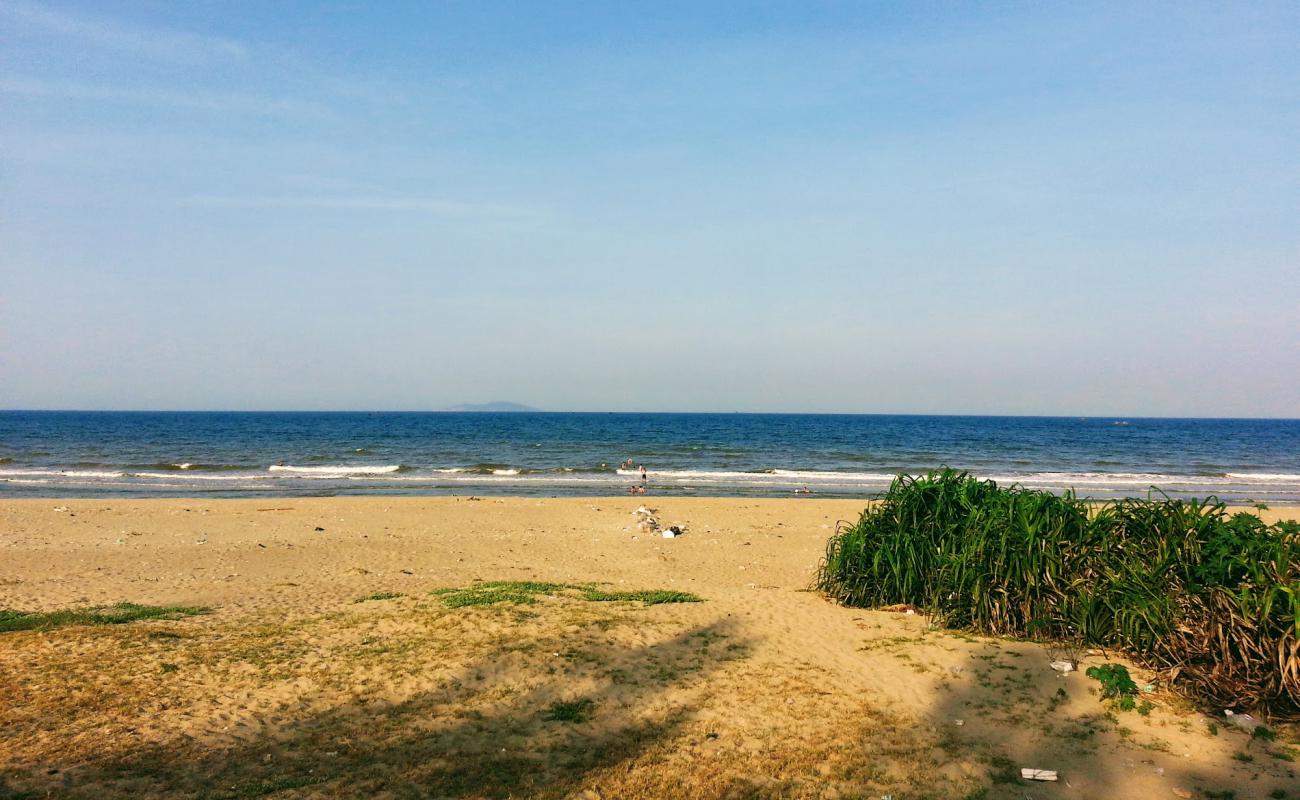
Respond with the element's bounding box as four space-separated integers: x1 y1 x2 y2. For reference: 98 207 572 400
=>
227 774 326 798
434 581 568 608
578 588 703 605
431 581 704 608
0 602 209 633
1086 664 1139 711
352 592 404 603
988 755 1021 785
545 698 594 723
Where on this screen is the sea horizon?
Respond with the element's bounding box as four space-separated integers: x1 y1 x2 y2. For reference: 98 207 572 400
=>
4 409 1299 420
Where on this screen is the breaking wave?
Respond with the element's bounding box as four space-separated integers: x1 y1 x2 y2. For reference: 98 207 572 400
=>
268 464 405 475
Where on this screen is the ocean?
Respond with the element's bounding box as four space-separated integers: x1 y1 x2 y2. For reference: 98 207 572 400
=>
1 411 1297 502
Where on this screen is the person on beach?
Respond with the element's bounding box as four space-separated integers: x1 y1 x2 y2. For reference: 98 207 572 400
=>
639 464 647 484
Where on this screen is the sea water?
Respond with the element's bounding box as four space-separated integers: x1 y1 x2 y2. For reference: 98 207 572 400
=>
1 411 1297 501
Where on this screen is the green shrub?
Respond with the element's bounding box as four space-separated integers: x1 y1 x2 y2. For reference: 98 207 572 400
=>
816 470 1300 716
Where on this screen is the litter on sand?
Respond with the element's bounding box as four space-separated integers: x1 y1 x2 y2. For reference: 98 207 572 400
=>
634 507 684 538
1020 768 1058 781
1223 710 1261 732
632 506 660 532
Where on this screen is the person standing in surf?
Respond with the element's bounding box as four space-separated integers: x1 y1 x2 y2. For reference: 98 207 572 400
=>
639 464 647 485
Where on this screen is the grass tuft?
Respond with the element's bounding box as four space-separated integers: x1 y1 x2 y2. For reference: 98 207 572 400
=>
431 581 704 608
544 698 594 723
578 588 703 605
352 592 404 603
228 774 326 798
434 581 568 607
0 602 209 633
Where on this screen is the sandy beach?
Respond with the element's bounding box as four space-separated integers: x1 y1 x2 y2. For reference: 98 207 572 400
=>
2 496 1297 799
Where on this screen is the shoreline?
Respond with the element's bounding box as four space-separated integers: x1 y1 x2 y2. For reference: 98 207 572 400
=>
4 474 1300 504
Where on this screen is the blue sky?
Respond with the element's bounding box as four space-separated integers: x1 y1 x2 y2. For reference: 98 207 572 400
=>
2 1 1297 415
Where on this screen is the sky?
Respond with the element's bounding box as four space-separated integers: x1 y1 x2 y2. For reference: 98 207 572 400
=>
1 1 1297 416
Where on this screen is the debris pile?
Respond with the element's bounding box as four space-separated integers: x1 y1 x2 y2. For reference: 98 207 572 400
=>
632 507 685 538
633 506 660 532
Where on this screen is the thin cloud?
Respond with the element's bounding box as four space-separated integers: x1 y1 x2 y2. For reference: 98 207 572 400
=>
0 0 247 64
0 76 331 120
184 194 542 218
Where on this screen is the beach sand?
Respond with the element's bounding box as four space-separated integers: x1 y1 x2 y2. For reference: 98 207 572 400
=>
1 497 1296 799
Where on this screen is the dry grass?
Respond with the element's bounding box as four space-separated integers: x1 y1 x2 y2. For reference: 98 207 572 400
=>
0 590 991 799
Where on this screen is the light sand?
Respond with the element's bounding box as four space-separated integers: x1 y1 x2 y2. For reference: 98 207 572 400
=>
1 497 1296 799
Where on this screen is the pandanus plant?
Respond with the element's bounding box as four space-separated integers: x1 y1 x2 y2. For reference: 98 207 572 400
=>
816 469 1300 717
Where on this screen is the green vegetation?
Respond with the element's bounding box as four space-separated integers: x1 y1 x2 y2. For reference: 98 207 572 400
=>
544 698 595 723
580 588 703 605
0 601 209 633
432 581 569 607
1086 664 1140 711
352 591 405 603
431 581 703 608
227 775 326 798
815 470 1300 715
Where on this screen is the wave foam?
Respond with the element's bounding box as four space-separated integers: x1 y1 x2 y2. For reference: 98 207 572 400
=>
268 464 402 475
132 472 271 481
0 469 125 479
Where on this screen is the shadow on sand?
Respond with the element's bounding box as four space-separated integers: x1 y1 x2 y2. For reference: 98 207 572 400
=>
5 619 748 800
919 635 1289 800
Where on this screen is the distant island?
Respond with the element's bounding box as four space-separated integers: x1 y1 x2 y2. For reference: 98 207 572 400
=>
442 401 540 412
